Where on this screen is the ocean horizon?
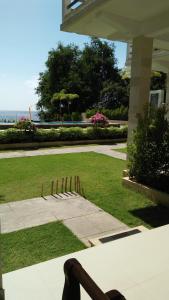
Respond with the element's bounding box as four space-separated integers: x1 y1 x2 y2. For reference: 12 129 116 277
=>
0 110 39 122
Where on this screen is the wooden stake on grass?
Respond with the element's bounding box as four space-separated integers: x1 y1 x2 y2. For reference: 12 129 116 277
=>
74 176 77 192
51 180 54 195
69 176 72 192
56 179 59 194
81 187 85 198
76 176 78 193
65 177 68 192
41 183 44 197
61 178 64 193
78 177 81 195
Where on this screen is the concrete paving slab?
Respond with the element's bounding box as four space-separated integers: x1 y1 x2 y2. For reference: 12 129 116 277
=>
9 197 45 208
0 194 128 244
0 204 12 215
22 213 58 231
95 148 126 160
1 216 25 233
1 210 58 233
0 144 127 160
49 198 101 221
63 211 127 239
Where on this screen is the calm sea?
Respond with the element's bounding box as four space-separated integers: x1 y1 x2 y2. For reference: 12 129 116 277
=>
0 110 39 123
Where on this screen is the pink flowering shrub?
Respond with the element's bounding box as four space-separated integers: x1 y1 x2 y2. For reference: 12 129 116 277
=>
90 112 108 127
15 117 36 133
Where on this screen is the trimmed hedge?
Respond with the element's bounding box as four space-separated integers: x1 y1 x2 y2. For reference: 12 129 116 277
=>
0 126 127 144
86 106 128 120
128 106 169 194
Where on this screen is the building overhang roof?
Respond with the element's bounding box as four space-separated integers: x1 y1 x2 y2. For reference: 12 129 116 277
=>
61 0 169 51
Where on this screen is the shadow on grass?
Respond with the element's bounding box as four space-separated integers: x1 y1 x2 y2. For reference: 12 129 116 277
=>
130 205 169 228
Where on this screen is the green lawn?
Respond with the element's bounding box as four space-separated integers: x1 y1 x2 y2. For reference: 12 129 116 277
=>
114 147 127 154
0 222 85 273
0 152 167 228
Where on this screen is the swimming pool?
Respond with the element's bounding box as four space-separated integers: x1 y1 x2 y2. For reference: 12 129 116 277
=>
0 120 125 129
33 121 92 125
0 121 93 129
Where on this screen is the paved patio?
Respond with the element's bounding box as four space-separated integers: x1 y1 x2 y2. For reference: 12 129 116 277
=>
0 193 128 246
0 143 126 160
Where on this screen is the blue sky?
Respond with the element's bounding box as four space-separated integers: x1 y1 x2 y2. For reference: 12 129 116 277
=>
0 0 127 110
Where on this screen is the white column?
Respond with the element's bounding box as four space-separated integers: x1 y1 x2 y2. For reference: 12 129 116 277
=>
128 36 153 143
165 73 169 120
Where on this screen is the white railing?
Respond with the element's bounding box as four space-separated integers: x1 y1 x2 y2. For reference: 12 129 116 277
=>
62 0 85 19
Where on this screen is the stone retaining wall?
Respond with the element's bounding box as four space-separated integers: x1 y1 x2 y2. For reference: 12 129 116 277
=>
123 176 169 208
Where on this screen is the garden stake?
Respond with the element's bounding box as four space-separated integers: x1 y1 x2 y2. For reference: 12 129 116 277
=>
56 179 59 194
77 176 80 193
65 177 68 192
76 176 78 193
61 178 64 193
70 176 72 192
51 180 54 195
81 187 85 198
74 176 77 192
78 177 81 195
41 183 44 197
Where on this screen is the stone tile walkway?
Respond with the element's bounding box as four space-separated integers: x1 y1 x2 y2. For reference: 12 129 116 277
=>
0 193 128 246
0 143 126 160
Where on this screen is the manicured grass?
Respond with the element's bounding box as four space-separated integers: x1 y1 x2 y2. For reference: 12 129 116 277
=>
0 222 86 273
114 147 127 154
0 152 166 228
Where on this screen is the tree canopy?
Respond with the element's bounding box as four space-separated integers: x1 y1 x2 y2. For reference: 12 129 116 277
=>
36 38 128 119
36 38 166 120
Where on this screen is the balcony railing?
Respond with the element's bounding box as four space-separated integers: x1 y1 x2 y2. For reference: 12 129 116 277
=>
62 258 126 300
62 0 86 19
67 0 84 9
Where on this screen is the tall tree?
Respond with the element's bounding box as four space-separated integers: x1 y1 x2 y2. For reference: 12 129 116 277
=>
80 38 121 107
36 38 126 119
36 43 81 113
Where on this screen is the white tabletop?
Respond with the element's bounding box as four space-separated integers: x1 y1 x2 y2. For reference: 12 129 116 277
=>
3 224 169 300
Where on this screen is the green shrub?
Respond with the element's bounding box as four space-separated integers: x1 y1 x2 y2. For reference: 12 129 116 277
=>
71 112 82 121
15 118 36 133
128 106 169 193
86 106 128 120
86 126 127 140
59 127 85 140
86 109 97 118
63 114 71 121
0 126 127 144
108 106 128 120
34 129 60 142
0 129 32 143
